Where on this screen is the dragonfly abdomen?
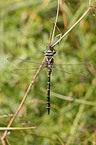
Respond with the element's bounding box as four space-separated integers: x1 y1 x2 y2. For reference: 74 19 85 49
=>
46 69 51 115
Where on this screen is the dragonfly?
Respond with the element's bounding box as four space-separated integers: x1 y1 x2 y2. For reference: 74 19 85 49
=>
7 0 90 115
7 44 89 115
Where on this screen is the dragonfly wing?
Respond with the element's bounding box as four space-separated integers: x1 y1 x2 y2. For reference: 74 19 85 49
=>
10 68 41 76
54 61 90 75
54 68 87 78
54 62 90 66
7 57 42 67
7 57 45 76
52 61 90 81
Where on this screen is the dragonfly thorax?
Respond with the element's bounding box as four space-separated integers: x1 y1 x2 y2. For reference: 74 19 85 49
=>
42 45 56 56
45 56 54 69
45 50 54 56
43 45 56 69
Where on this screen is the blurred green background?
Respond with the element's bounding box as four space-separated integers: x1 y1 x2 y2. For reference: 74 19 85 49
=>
0 0 96 144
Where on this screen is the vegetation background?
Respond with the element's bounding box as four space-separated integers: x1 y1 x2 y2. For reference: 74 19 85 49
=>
0 0 96 144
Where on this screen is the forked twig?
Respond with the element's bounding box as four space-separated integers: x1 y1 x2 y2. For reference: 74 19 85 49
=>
51 0 59 44
1 57 46 143
52 2 96 47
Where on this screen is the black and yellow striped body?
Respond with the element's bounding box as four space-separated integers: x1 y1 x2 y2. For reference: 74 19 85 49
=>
43 45 56 115
47 69 51 114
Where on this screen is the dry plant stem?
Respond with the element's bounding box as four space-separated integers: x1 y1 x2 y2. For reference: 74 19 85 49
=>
50 20 54 44
1 57 46 143
60 0 80 50
52 5 93 47
60 0 68 29
51 0 59 44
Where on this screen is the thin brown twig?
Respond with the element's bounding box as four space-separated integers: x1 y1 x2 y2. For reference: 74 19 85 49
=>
60 0 68 29
55 25 62 44
60 0 80 50
1 57 46 143
52 3 95 47
50 20 54 44
51 0 59 44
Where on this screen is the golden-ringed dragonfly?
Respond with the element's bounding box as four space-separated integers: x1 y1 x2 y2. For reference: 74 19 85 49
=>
7 1 90 115
43 45 56 114
7 45 89 115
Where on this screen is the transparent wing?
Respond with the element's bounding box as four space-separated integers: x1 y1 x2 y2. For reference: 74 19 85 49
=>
7 57 44 76
53 61 90 79
10 68 41 76
54 62 89 66
54 68 87 78
7 56 90 79
7 57 41 67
